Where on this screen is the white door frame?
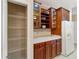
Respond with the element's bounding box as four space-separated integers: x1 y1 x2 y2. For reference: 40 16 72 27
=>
2 0 33 59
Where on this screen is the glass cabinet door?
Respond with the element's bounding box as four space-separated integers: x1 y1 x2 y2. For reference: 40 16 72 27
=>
8 2 27 59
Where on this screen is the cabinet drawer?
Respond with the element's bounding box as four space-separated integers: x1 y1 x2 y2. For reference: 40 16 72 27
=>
46 41 52 45
51 40 56 44
57 39 61 43
34 42 45 48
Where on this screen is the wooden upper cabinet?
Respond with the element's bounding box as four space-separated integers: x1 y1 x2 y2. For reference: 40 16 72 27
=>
62 8 70 21
51 7 70 35
41 8 50 29
33 2 41 29
48 8 56 29
56 7 70 21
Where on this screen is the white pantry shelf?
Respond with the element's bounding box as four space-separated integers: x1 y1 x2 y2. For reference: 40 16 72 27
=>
8 26 25 29
8 14 27 19
8 37 26 41
8 48 25 53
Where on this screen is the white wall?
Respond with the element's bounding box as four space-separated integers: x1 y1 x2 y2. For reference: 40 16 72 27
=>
40 0 76 10
2 0 8 59
52 0 77 10
2 0 33 59
72 7 77 44
40 0 55 9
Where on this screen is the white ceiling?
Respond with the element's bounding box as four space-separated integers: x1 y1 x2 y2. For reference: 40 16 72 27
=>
53 0 77 10
40 0 77 10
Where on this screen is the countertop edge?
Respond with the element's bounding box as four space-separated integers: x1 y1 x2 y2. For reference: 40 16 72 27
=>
33 35 61 44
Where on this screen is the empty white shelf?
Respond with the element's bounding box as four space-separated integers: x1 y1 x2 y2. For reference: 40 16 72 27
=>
8 14 27 19
8 48 25 53
8 26 25 29
9 37 26 40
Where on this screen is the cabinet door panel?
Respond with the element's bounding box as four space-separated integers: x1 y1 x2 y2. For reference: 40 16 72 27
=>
38 47 45 59
51 40 57 58
46 41 52 59
56 39 62 55
46 45 52 59
34 43 45 59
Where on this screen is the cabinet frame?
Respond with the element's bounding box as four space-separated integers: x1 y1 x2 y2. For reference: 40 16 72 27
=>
34 39 62 59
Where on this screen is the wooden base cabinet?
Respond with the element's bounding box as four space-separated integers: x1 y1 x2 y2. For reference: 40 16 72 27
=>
51 40 57 58
56 39 62 55
34 42 45 59
34 39 62 59
46 41 52 59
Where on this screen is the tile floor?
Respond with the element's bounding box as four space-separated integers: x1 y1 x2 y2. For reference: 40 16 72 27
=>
54 45 77 59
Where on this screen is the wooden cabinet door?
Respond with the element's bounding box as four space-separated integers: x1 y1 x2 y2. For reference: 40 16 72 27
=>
56 39 62 55
62 8 70 21
51 40 57 58
46 41 52 59
34 42 45 59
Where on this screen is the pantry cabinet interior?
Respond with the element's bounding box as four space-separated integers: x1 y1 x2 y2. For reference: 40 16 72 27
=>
49 7 57 29
8 2 27 59
41 8 50 29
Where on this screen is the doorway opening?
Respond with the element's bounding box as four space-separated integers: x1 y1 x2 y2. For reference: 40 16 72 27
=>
8 2 27 59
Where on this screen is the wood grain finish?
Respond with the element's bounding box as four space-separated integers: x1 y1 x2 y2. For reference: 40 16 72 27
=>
34 39 62 59
46 41 52 59
34 2 41 29
41 8 50 28
51 40 57 58
51 9 61 35
62 8 70 21
51 7 69 35
48 8 56 29
34 42 45 59
56 39 62 55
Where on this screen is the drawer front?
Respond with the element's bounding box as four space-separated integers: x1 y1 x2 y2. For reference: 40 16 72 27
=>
46 41 52 45
51 40 56 44
57 39 61 43
34 42 45 49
